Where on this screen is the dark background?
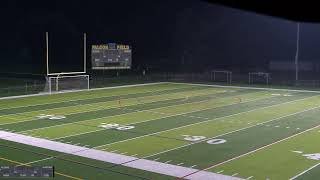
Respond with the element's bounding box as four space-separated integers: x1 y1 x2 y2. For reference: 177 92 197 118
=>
1 0 320 75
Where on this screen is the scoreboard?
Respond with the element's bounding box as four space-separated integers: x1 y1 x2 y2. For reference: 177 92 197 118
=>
91 43 132 70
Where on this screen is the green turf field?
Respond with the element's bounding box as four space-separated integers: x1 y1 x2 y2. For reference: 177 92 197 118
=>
1 82 320 179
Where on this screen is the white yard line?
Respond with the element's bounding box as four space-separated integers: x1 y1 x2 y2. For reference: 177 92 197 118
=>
143 102 320 159
1 82 169 100
21 89 257 138
0 82 170 108
0 88 217 127
201 124 320 172
51 92 265 141
169 82 320 94
96 95 318 150
0 130 241 180
0 86 208 125
289 163 320 180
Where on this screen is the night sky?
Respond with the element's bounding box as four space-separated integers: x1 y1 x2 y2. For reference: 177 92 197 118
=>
1 0 320 74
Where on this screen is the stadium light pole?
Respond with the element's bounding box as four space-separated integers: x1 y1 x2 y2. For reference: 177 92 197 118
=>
84 33 87 73
295 23 300 81
46 32 49 75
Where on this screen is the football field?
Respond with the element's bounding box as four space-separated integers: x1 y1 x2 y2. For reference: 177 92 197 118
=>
1 82 320 179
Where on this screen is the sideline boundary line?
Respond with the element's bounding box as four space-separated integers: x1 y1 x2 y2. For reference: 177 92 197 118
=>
0 82 168 101
0 82 188 111
0 131 240 180
169 82 320 93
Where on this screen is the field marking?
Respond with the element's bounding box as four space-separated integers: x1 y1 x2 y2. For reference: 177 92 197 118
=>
289 163 320 179
0 86 212 124
0 82 170 101
142 99 320 161
3 85 234 128
97 94 318 150
0 156 83 180
92 94 282 149
169 82 320 94
0 82 175 110
200 124 320 173
16 157 55 167
22 89 258 139
24 94 229 136
0 131 240 180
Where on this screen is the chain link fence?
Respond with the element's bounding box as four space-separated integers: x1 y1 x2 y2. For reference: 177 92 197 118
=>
2 71 320 98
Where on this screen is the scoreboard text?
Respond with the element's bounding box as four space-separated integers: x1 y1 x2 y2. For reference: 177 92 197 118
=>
91 43 132 70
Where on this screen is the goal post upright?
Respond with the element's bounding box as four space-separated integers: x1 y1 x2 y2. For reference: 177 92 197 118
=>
45 32 87 76
45 32 89 94
46 32 49 76
84 33 86 73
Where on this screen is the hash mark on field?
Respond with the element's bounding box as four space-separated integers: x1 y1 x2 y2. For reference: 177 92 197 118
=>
216 170 224 173
131 154 139 157
164 160 172 163
231 173 238 176
110 150 118 153
297 128 300 130
287 126 290 128
154 158 160 161
190 165 197 168
275 125 280 128
120 152 128 155
246 176 253 179
177 163 184 166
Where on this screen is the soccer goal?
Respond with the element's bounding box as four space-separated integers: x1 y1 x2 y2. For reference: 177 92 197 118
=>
248 72 270 85
46 74 89 93
210 70 232 83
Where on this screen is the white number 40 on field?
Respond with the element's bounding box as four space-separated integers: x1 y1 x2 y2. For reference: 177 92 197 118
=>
99 123 135 131
182 135 226 145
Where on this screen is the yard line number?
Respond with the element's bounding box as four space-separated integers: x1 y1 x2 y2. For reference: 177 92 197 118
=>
182 135 226 145
99 123 135 131
37 114 66 120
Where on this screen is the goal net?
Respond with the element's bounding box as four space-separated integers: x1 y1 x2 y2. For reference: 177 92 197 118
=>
211 70 232 83
45 74 90 93
248 72 270 85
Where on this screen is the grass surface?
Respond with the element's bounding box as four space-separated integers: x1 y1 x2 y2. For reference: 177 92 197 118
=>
1 82 320 179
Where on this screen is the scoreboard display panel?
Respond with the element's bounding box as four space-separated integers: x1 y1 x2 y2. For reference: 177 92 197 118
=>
91 43 132 70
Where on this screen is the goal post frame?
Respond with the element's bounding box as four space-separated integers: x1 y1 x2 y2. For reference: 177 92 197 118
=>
45 32 87 76
210 70 232 84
